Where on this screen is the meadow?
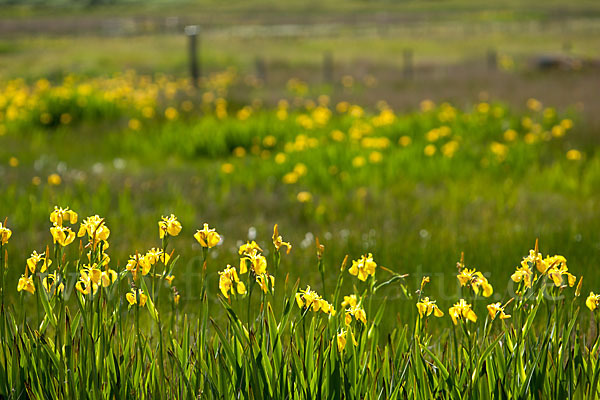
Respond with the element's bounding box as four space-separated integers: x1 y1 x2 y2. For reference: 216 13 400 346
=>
1 69 600 397
2 0 600 397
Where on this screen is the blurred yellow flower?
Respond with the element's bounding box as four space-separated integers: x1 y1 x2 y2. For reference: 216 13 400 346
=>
399 136 412 147
503 129 518 142
526 98 542 112
369 151 383 163
9 157 18 167
164 107 178 120
128 118 141 130
194 223 221 248
297 191 312 203
424 144 436 156
352 156 366 168
221 163 234 174
48 173 62 185
158 214 182 239
566 149 582 161
420 99 435 112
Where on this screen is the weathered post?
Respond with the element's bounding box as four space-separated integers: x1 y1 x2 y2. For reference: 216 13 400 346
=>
487 48 497 71
255 57 267 84
403 49 413 80
185 25 201 87
323 51 333 85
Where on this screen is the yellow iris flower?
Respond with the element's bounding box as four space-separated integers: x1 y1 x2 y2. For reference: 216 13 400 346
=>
50 206 78 227
126 254 151 280
511 264 533 289
27 250 51 274
448 299 477 325
345 304 366 325
487 302 511 320
457 268 493 297
0 222 11 245
545 256 576 287
194 223 220 248
238 241 263 256
416 297 444 318
126 289 147 307
341 294 357 308
295 286 334 315
586 292 600 311
78 215 110 245
337 330 347 352
218 265 246 299
158 214 182 239
50 224 75 247
272 224 291 254
17 274 35 294
240 251 267 275
42 272 64 295
256 273 275 294
348 253 377 281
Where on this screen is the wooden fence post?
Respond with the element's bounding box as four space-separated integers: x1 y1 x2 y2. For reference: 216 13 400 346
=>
185 25 201 87
403 49 413 79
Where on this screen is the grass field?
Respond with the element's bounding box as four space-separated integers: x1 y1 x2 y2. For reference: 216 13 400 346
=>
1 1 600 397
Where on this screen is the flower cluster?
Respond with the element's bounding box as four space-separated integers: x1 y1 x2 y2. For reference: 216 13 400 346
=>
296 286 334 315
348 253 377 281
456 267 493 297
218 265 246 299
